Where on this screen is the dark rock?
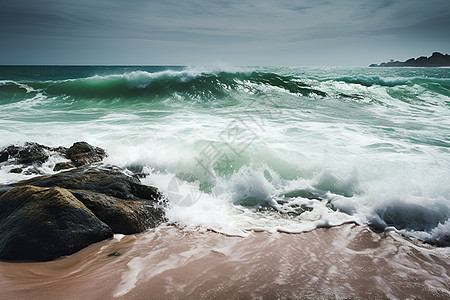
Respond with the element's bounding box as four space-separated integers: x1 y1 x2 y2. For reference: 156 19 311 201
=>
66 142 107 167
0 185 113 261
15 166 161 201
0 142 165 261
0 145 19 160
16 142 49 164
10 166 166 235
53 162 75 172
22 167 44 175
53 146 68 157
0 143 51 166
70 190 162 234
0 141 107 170
0 151 8 163
9 168 23 174
108 251 121 257
0 143 44 164
0 142 51 166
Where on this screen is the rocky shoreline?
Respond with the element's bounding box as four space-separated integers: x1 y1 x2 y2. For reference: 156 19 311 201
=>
0 142 166 261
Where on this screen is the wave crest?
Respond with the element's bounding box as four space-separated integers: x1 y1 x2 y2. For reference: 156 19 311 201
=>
18 69 327 101
334 75 411 87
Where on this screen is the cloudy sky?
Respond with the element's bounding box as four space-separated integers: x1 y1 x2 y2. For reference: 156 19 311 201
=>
1 0 449 66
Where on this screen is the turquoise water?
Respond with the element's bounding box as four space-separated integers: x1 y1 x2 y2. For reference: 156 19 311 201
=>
1 66 449 244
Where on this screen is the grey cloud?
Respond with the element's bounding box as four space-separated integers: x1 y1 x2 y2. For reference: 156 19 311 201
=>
1 0 449 65
373 14 450 39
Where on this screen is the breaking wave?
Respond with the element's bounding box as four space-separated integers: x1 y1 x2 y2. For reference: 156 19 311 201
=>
0 65 449 246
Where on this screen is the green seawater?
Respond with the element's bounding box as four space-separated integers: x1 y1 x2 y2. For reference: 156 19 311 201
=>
0 66 449 243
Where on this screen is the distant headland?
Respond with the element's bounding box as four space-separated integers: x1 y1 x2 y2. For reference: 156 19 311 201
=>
369 52 450 67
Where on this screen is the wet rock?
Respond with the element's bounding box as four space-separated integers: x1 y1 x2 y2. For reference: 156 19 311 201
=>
10 166 166 234
0 151 8 163
70 190 163 234
0 141 107 171
66 142 107 167
0 143 52 165
53 162 75 172
16 166 161 201
53 146 68 157
0 142 165 261
0 145 19 162
9 168 23 174
0 143 51 167
22 167 44 175
16 143 50 164
0 185 113 261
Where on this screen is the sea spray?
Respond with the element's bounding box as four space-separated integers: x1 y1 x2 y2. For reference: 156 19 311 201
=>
1 66 449 245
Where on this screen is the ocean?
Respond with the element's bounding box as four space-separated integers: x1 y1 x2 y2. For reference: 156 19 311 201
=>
0 66 449 298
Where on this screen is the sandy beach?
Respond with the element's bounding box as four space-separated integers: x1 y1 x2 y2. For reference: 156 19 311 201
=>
0 224 448 299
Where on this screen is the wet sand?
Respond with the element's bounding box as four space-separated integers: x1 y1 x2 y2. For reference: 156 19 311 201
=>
0 224 449 299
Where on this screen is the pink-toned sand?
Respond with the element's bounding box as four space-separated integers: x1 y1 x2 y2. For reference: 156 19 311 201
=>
0 224 449 299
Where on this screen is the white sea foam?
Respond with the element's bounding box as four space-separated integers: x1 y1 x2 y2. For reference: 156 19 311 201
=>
123 69 202 88
0 80 37 93
1 66 449 245
114 257 144 297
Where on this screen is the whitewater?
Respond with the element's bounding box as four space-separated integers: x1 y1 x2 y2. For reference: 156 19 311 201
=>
0 65 449 246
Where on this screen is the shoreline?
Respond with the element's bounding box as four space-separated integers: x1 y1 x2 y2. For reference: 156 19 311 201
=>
0 224 448 299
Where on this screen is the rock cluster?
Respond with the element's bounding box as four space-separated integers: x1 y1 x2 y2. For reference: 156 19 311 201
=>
0 142 165 261
0 141 107 174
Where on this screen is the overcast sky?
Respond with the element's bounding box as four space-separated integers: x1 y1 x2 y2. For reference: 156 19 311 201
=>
1 0 449 66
